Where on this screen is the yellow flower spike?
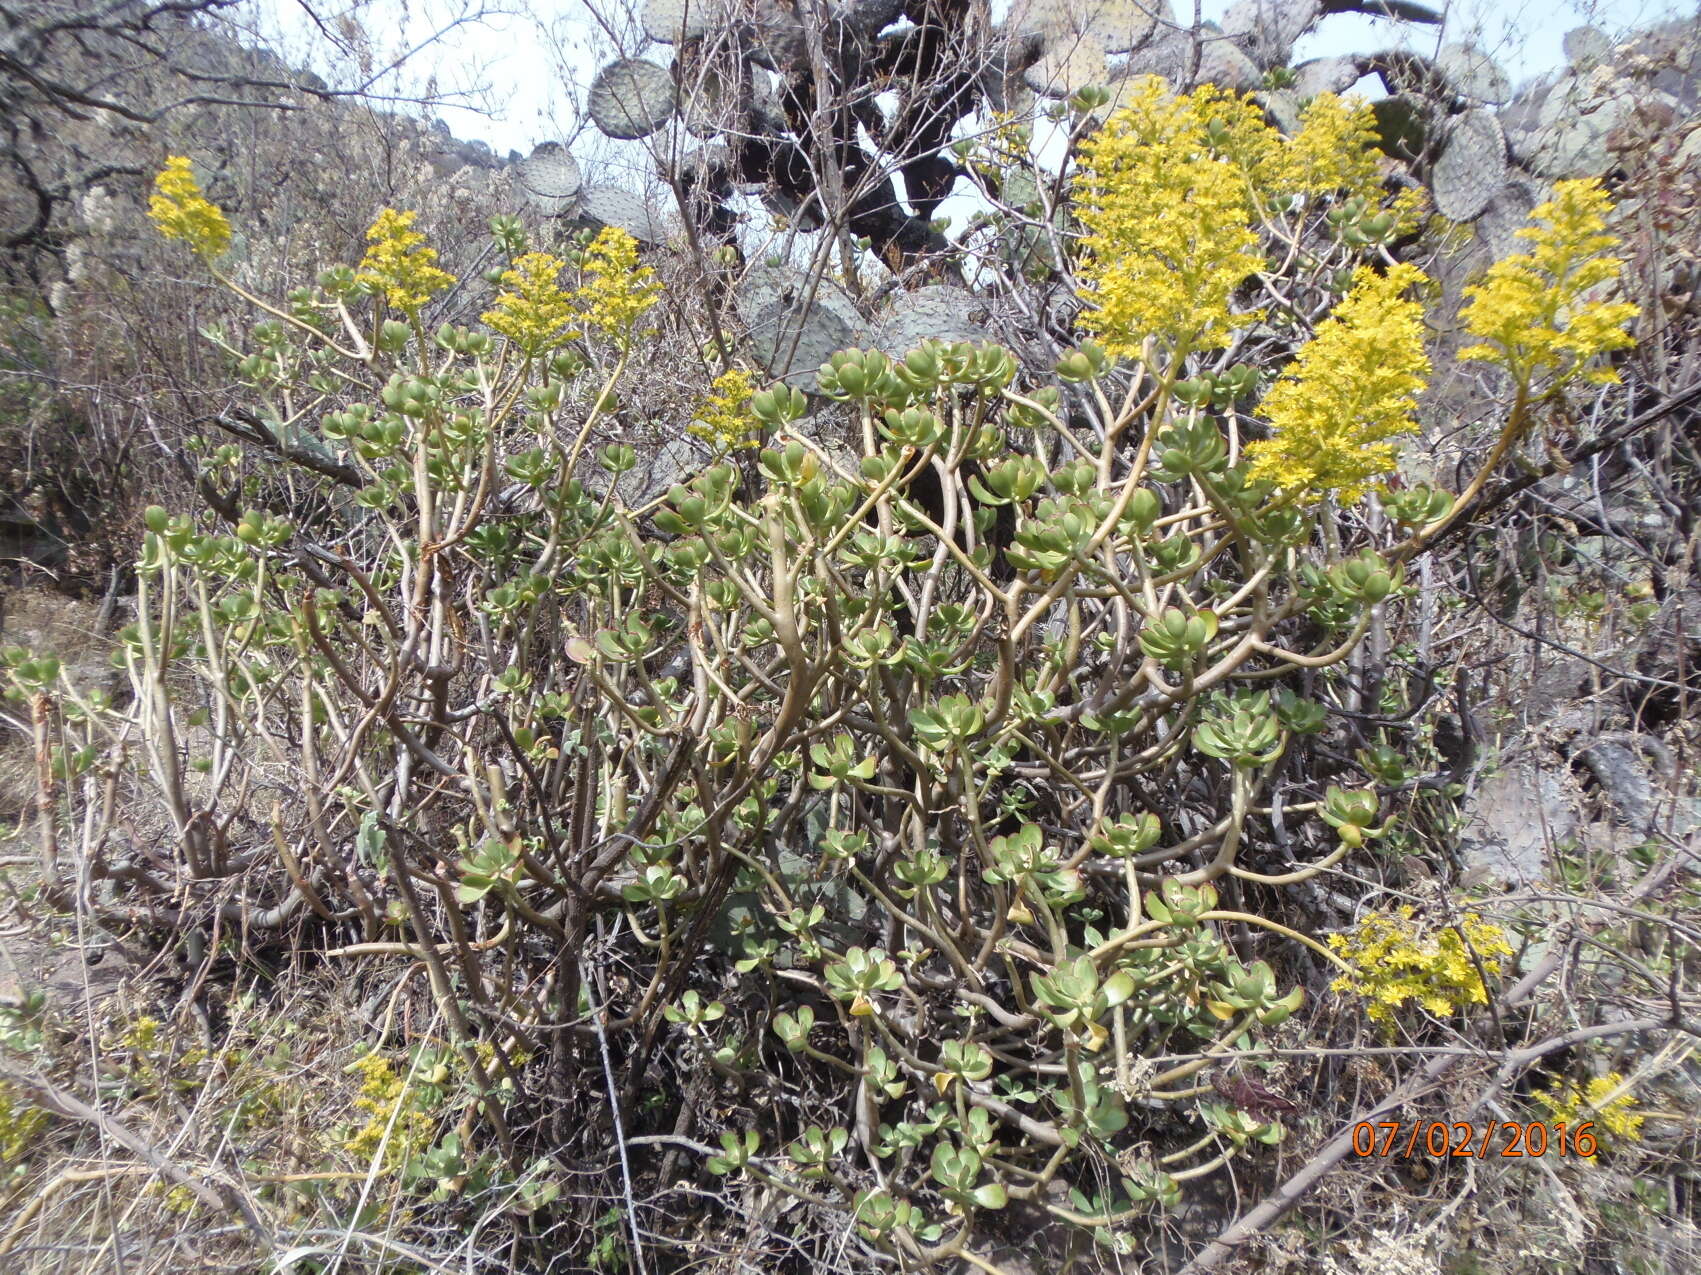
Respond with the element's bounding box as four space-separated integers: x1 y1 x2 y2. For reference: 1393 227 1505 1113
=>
1459 178 1638 390
690 367 761 451
1246 263 1431 504
148 156 232 259
1279 94 1384 201
1074 77 1269 356
1389 185 1431 237
483 252 576 355
356 208 456 316
572 227 660 345
1072 79 1403 361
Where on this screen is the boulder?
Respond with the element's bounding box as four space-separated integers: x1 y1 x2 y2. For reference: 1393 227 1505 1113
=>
1458 757 1580 886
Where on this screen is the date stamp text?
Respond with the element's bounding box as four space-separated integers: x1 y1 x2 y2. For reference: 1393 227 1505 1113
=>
1351 1121 1598 1158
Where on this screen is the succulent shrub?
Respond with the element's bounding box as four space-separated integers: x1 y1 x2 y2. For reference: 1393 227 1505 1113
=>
8 86 1641 1268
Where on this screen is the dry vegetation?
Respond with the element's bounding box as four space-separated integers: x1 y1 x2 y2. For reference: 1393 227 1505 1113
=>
1 2 1699 1273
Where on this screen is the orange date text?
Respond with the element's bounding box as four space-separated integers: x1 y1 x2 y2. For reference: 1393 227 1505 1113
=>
1351 1120 1597 1159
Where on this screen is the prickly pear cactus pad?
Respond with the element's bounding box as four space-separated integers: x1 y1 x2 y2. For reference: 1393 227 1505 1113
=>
1191 32 1263 92
643 0 717 44
1221 0 1322 68
1473 180 1537 260
1292 55 1365 99
1431 108 1508 222
735 266 863 336
588 57 678 140
1436 41 1512 105
747 299 858 390
872 286 992 356
1562 24 1613 69
579 185 669 244
1022 37 1110 99
517 142 582 216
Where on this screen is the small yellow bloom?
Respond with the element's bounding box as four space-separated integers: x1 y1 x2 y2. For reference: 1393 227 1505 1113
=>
1246 263 1431 503
1534 1071 1645 1147
343 1051 437 1172
356 208 456 316
148 156 231 259
0 1082 49 1165
1331 906 1512 1025
572 227 660 345
1459 178 1638 390
483 252 576 355
690 367 761 451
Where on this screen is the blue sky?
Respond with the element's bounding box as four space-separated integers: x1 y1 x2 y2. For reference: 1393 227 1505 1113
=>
259 0 1685 157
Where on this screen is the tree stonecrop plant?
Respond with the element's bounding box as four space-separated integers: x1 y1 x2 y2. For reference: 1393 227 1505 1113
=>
12 80 1640 1268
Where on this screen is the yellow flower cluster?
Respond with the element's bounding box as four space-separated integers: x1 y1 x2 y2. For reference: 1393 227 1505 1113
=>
343 1051 436 1172
978 109 1033 169
148 156 231 259
1074 81 1399 357
1534 1071 1645 1146
1246 263 1431 503
1074 77 1268 355
1389 185 1430 237
1328 906 1513 1025
482 252 576 355
1460 179 1638 390
356 208 456 316
1279 94 1385 202
690 367 762 450
573 227 660 345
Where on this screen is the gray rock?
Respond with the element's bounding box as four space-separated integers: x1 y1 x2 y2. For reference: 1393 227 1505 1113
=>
613 436 705 508
1570 733 1701 847
1573 735 1661 835
1458 758 1579 886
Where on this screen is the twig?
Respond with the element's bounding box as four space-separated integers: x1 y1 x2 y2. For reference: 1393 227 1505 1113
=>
590 914 648 1275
